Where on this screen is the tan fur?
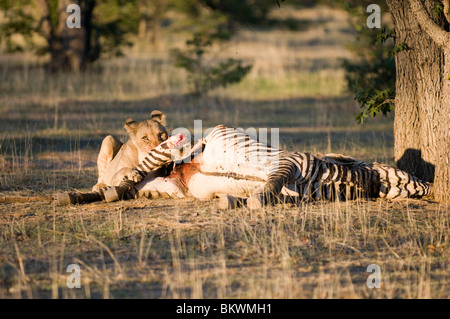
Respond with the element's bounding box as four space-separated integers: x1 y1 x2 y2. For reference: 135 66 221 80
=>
92 110 168 191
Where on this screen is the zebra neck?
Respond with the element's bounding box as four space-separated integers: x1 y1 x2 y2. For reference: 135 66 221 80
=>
133 146 172 178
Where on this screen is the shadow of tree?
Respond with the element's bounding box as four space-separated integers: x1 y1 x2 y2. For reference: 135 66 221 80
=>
0 94 393 165
396 148 435 183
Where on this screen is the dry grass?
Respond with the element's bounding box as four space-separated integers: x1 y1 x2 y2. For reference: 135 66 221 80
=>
0 6 448 299
1 198 448 298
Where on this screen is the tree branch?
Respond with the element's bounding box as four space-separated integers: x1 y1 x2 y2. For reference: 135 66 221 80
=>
35 0 52 41
444 0 450 24
409 0 450 50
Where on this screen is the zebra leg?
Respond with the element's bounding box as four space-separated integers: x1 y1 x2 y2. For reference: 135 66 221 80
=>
93 135 123 191
247 157 298 210
56 188 105 205
57 181 134 205
103 180 136 202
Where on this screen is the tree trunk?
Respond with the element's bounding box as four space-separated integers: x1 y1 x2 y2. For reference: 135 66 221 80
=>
45 0 96 72
386 0 450 202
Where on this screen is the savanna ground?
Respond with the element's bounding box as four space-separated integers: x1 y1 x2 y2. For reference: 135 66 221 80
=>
0 6 448 299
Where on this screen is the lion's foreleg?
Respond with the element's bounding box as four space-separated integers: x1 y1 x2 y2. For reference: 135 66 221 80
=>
94 135 123 191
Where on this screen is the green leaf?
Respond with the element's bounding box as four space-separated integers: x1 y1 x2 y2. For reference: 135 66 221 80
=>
432 3 444 17
392 42 411 55
376 28 395 45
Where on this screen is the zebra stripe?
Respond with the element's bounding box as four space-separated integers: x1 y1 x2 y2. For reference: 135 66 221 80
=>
201 125 431 202
132 136 177 179
131 125 432 203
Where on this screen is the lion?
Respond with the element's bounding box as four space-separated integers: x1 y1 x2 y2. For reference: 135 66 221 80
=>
92 110 169 191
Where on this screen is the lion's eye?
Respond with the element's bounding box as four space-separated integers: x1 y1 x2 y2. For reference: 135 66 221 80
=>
142 136 149 141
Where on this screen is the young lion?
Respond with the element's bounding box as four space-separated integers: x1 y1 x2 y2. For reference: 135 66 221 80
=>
92 110 169 191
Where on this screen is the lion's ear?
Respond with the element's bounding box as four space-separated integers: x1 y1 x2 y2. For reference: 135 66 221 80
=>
150 110 166 126
124 117 138 133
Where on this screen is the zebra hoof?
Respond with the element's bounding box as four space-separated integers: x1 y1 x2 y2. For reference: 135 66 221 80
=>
56 192 72 206
104 187 120 202
247 195 264 210
218 194 238 210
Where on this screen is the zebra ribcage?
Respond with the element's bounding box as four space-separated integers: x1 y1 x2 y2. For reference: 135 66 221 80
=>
201 125 281 178
263 152 382 201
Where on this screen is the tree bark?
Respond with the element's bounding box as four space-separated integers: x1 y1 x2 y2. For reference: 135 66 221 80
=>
386 0 450 202
42 0 96 72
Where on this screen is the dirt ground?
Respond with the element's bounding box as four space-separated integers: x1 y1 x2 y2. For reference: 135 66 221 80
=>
0 6 448 298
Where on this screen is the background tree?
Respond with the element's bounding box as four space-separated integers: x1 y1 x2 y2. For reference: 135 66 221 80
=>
137 0 169 46
167 0 283 95
340 0 449 201
288 0 449 201
0 0 278 71
171 31 252 96
386 0 449 202
0 0 138 71
198 0 274 30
